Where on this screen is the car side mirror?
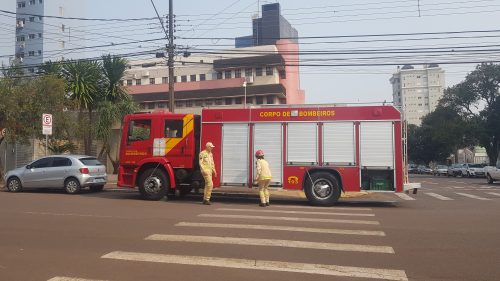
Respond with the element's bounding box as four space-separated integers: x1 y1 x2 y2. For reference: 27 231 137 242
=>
26 164 32 169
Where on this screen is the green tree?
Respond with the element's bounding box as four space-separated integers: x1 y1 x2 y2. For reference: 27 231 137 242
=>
441 63 500 165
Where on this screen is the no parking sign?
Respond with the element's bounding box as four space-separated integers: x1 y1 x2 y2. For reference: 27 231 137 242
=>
42 113 52 135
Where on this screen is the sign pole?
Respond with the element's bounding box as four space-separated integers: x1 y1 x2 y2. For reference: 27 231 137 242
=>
42 113 53 156
45 134 48 156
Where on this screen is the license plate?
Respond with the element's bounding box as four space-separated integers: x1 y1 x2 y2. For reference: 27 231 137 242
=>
95 178 106 183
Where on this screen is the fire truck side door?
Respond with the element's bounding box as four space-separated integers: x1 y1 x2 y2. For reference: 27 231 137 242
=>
124 119 153 164
163 115 195 168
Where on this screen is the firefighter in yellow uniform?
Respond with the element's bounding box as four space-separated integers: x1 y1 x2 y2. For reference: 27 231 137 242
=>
199 142 216 205
254 150 272 207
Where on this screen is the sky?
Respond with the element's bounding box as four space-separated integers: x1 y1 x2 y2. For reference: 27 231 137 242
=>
1 0 500 104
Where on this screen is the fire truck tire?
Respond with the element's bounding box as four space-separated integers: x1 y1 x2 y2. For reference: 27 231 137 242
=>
138 168 169 201
304 172 341 206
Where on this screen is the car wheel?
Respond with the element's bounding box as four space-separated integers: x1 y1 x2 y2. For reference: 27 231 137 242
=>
304 172 341 206
138 168 169 201
90 185 104 192
64 178 81 194
7 177 23 192
487 174 494 184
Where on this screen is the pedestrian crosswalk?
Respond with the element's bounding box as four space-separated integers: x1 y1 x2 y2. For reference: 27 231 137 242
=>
48 204 409 281
392 190 500 201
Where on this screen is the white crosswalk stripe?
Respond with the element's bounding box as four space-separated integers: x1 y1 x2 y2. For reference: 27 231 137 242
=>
47 276 106 281
216 208 375 217
486 192 500 197
102 251 408 281
146 234 395 254
198 214 380 225
425 193 453 201
394 193 415 200
270 205 372 211
176 222 386 236
453 186 465 189
455 192 491 200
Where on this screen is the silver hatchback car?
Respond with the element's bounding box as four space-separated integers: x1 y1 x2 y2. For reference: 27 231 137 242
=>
4 155 107 194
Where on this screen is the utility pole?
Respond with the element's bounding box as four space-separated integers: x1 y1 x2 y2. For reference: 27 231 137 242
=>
168 0 175 113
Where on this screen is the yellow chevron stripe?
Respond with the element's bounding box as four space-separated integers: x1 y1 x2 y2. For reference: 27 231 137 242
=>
165 114 194 155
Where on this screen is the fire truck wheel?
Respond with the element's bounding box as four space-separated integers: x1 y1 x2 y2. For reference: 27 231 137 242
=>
304 172 341 206
138 168 169 201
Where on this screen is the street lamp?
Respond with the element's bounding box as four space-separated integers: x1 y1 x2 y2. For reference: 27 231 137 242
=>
243 81 247 108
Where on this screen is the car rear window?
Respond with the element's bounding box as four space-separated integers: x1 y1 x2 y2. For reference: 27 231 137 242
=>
79 157 103 166
469 164 482 168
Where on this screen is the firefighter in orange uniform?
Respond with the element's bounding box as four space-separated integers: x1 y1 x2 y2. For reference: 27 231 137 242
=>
254 150 272 207
199 142 217 205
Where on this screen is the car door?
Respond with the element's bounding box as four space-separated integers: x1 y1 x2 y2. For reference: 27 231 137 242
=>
47 157 73 188
22 157 53 188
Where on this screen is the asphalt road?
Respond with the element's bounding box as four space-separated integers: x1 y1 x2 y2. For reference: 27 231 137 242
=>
1 175 499 281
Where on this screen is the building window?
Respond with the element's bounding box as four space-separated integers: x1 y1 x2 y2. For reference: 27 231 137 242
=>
175 101 184 108
61 24 65 32
266 96 274 104
215 99 223 105
16 36 25 42
149 78 155 85
279 70 286 79
224 70 231 79
225 98 232 105
147 103 155 109
200 74 206 81
235 69 241 78
136 79 141 85
127 80 132 86
162 77 168 84
28 34 35 39
181 75 187 82
245 68 252 77
29 0 35 5
158 102 166 108
28 51 35 56
216 72 222 80
37 50 41 56
265 66 273 76
235 97 242 104
185 100 193 108
195 100 203 107
256 96 264 104
38 16 42 21
29 17 35 22
174 76 178 83
256 67 263 76
39 0 42 3
18 2 26 8
190 74 196 82
28 68 35 73
205 100 213 106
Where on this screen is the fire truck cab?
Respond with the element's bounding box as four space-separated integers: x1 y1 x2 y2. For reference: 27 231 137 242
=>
118 105 407 206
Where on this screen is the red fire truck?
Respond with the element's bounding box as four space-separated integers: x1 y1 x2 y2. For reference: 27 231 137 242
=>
118 105 412 206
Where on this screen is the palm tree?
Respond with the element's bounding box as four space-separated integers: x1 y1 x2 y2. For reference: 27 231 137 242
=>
96 55 137 173
61 60 102 155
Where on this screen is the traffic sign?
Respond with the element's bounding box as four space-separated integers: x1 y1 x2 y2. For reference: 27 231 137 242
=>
42 113 52 135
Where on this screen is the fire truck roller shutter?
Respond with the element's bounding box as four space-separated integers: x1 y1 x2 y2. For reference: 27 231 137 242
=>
287 123 318 165
323 122 356 166
360 122 394 168
253 123 283 185
222 123 249 185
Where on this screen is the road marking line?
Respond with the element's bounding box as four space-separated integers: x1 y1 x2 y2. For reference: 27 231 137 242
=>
24 212 120 219
394 193 415 200
146 234 394 254
425 193 453 201
102 251 408 280
47 276 106 281
198 214 380 225
455 193 491 200
270 205 372 211
479 186 492 189
486 192 500 197
176 222 386 236
450 181 467 184
216 208 375 217
453 186 465 189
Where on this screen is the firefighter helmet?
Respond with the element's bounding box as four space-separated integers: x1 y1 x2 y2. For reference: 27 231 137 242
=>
255 150 264 157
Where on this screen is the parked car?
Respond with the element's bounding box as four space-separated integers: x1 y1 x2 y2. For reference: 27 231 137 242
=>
433 165 448 176
447 164 461 177
485 161 500 184
455 163 485 178
408 164 418 174
4 155 107 194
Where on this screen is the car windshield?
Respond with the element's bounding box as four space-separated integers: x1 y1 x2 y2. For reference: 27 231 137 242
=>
469 164 482 168
438 165 447 168
79 157 103 166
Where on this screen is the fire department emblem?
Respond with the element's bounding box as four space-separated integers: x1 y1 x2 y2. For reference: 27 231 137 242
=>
287 176 299 185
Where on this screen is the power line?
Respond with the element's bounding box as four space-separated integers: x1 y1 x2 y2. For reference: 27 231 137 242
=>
0 9 157 22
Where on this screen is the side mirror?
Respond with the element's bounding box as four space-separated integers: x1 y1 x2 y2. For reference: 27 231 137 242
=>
26 164 32 169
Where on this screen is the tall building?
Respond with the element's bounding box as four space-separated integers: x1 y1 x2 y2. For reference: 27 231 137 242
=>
390 64 446 125
15 0 85 74
235 3 298 48
125 2 305 114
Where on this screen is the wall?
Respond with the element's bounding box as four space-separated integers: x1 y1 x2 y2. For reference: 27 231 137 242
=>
275 39 305 104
